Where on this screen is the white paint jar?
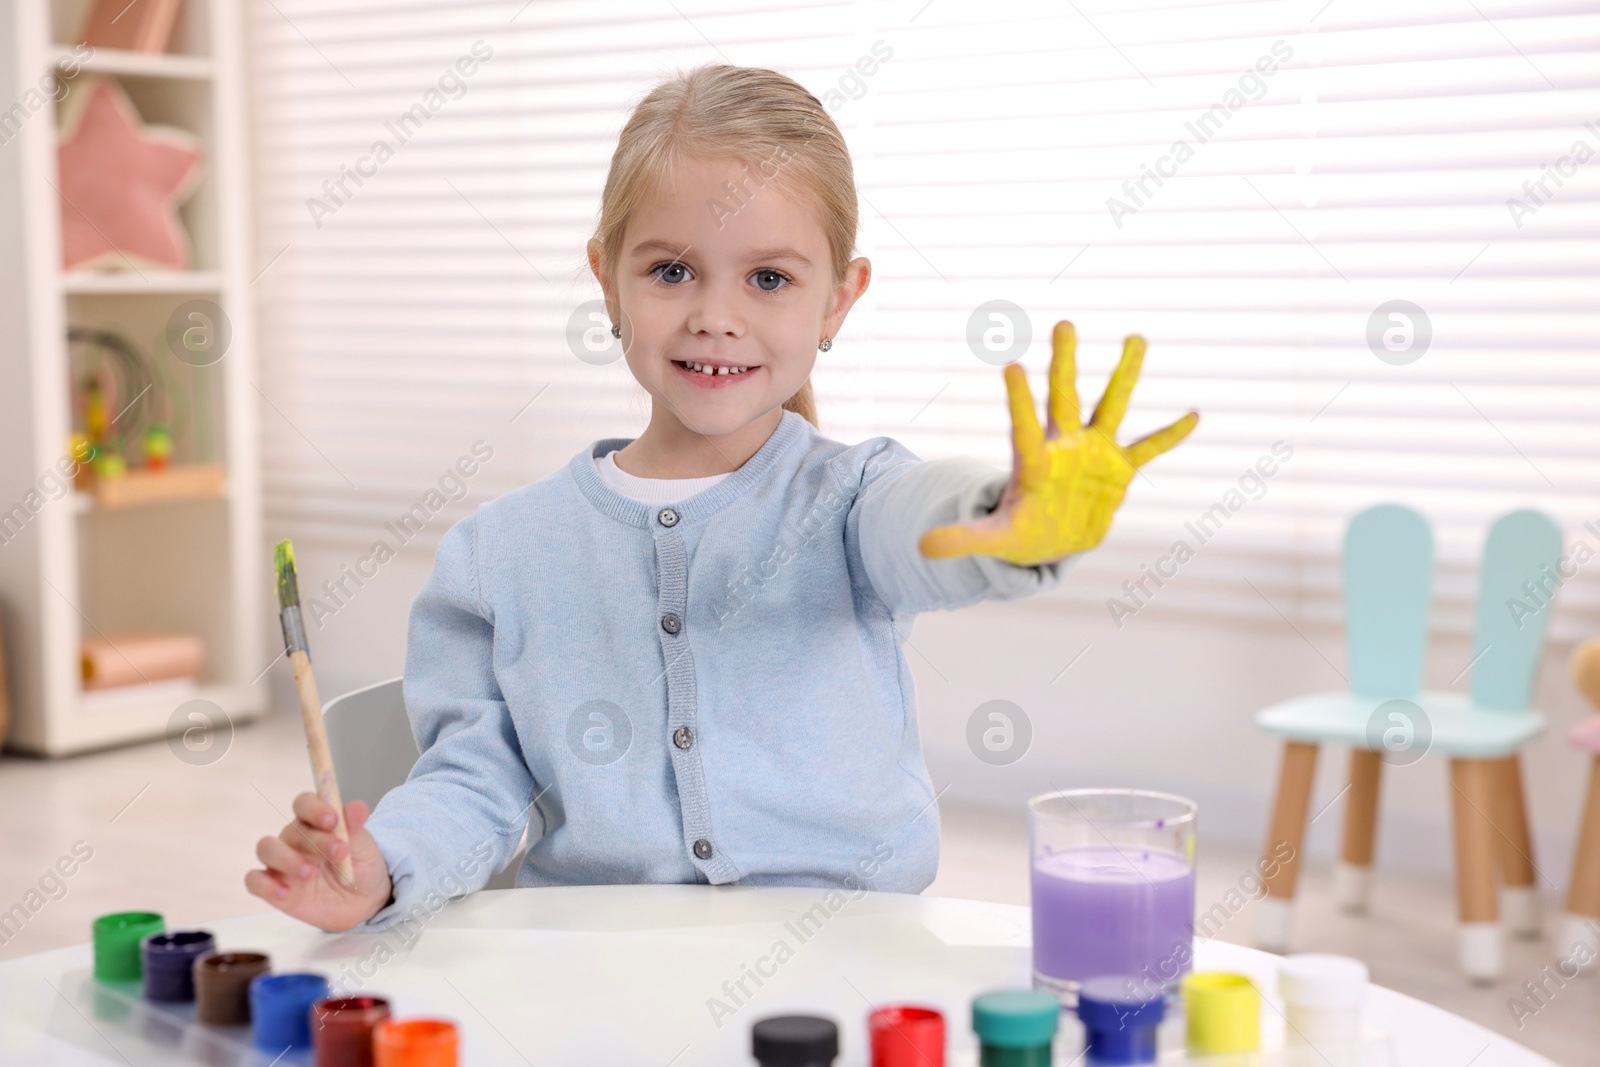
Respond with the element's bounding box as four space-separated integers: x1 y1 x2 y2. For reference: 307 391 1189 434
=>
1278 953 1368 1049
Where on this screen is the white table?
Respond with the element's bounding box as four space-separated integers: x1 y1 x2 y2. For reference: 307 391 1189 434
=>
1 885 1556 1065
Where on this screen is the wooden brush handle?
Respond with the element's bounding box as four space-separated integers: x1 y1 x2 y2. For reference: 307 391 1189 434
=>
288 648 357 887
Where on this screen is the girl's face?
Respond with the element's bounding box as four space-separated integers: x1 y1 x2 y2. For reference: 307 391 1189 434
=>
589 154 868 444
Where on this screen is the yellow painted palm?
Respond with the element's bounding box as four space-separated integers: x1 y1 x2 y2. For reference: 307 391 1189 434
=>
920 320 1199 568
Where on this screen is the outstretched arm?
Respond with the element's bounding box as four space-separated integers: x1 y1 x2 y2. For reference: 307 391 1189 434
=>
845 446 1074 618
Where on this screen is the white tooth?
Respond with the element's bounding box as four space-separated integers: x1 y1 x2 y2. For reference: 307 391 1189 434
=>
681 360 753 375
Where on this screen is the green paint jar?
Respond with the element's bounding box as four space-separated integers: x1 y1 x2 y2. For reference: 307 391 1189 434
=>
971 989 1060 1067
92 911 164 982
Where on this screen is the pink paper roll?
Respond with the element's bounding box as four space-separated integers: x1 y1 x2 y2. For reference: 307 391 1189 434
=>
81 631 203 690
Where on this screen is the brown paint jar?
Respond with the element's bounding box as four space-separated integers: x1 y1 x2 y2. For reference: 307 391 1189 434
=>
193 950 271 1025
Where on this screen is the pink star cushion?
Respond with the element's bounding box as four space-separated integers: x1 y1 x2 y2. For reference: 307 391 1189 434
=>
56 77 203 271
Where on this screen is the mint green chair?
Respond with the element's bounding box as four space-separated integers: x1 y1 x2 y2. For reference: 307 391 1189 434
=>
1253 505 1561 982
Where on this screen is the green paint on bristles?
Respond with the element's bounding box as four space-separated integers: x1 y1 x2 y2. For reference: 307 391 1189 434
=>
274 538 300 610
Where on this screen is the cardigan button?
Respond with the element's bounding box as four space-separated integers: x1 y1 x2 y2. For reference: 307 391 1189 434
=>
661 613 681 635
657 507 679 527
693 838 713 860
673 726 693 750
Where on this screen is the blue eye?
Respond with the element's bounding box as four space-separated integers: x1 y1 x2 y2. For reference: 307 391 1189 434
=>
651 262 690 285
752 269 791 292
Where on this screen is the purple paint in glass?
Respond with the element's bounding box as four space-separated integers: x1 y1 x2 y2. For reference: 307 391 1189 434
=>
1031 846 1194 985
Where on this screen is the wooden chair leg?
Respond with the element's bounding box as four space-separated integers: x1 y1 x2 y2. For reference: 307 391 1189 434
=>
1490 754 1540 939
1451 758 1503 981
1336 748 1382 914
1562 755 1600 972
1256 740 1318 952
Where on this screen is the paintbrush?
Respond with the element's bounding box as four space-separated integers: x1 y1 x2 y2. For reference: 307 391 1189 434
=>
274 539 357 888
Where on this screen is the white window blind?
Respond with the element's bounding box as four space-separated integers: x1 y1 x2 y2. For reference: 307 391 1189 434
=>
248 0 1600 641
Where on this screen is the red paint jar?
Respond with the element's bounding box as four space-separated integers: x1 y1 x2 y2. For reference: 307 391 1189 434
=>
312 995 392 1067
869 1004 945 1067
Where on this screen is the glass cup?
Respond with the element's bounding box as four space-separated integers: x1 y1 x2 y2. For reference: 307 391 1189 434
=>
1029 788 1198 1003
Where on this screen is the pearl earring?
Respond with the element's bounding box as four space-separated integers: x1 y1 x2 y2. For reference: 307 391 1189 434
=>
818 338 832 352
610 323 621 338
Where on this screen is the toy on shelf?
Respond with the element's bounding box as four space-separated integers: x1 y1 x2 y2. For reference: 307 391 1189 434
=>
70 325 165 475
57 76 203 272
67 324 225 508
144 422 175 469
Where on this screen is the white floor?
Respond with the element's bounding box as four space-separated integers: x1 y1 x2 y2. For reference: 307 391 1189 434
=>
2 705 1594 1065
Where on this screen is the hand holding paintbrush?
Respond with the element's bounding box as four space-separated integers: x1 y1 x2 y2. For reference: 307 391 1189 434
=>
243 539 394 930
274 538 357 885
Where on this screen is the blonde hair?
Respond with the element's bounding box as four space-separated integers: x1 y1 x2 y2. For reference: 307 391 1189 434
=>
591 64 861 430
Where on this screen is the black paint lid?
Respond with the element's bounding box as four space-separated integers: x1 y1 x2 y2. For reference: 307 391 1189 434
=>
751 1015 839 1065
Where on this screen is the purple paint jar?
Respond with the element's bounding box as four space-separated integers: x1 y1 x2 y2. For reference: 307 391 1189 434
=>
141 929 216 1003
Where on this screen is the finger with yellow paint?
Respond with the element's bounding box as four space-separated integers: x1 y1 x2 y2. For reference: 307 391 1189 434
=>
919 319 1199 567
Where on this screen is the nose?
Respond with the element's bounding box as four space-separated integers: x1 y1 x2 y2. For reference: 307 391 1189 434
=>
685 276 745 339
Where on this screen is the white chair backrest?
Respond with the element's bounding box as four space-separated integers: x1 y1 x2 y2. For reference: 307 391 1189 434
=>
322 677 421 811
321 676 526 890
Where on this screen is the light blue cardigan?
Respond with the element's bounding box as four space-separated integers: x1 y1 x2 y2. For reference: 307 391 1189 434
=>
346 409 1071 933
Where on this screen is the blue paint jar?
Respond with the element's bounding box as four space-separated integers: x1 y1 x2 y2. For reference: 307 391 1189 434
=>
1075 976 1165 1065
249 971 330 1051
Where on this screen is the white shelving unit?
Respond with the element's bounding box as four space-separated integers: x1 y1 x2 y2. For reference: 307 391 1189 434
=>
0 0 265 755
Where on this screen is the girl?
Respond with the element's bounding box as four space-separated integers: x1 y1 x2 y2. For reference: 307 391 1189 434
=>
246 64 1197 933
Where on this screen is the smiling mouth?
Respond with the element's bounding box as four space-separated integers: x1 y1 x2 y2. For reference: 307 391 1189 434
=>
672 360 757 376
